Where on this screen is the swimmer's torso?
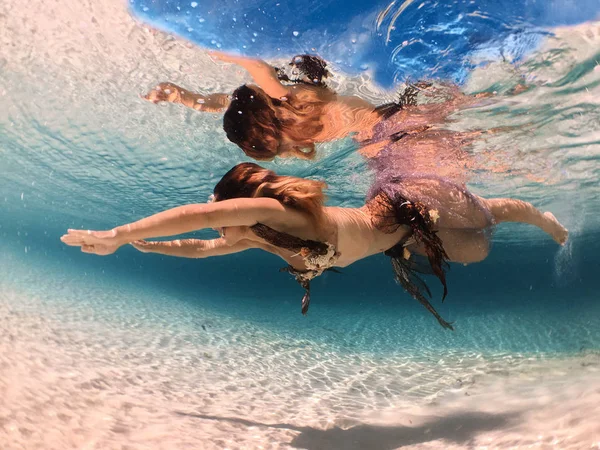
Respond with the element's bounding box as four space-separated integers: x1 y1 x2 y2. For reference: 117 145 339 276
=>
219 206 409 271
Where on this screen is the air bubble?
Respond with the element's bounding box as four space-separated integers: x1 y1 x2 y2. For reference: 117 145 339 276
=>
191 2 198 7
292 31 299 37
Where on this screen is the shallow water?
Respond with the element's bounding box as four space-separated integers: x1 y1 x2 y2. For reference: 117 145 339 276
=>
1 0 600 448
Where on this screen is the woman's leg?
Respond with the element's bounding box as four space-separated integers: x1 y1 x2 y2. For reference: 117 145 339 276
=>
481 197 568 244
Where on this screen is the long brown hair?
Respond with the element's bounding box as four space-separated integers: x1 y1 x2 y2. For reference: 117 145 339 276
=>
213 163 327 221
223 85 334 160
366 186 453 330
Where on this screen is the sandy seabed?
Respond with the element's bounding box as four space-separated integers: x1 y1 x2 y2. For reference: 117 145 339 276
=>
1 269 599 450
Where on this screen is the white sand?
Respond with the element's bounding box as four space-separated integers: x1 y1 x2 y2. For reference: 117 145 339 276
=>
1 251 599 449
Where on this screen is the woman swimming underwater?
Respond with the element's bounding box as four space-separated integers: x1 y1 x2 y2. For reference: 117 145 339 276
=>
143 51 493 171
61 163 568 330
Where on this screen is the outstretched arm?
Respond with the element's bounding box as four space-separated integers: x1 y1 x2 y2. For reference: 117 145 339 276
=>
130 238 254 258
61 197 305 255
144 82 230 112
208 50 289 99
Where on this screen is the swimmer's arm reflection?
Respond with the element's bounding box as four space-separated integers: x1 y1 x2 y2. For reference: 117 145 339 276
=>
143 51 289 111
207 50 289 99
144 82 230 112
130 238 253 258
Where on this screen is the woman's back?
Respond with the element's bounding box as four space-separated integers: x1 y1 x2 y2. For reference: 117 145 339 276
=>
232 203 407 270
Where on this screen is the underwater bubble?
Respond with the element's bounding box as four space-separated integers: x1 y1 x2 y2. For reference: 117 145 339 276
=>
293 31 299 37
190 2 197 7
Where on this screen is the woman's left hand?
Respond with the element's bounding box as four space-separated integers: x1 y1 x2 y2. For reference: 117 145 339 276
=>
60 229 123 255
130 240 159 253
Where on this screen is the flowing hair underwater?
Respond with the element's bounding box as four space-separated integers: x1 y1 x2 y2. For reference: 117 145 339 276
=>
367 180 453 330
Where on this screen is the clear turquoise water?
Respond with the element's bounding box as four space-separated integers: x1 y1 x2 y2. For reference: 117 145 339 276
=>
1 0 599 448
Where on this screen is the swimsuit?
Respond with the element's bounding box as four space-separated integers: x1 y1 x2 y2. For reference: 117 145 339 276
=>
249 223 339 315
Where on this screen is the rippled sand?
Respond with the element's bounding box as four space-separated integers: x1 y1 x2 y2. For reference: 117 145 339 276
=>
1 257 599 449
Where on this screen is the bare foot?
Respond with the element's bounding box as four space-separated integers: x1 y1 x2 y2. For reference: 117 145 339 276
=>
543 212 569 245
